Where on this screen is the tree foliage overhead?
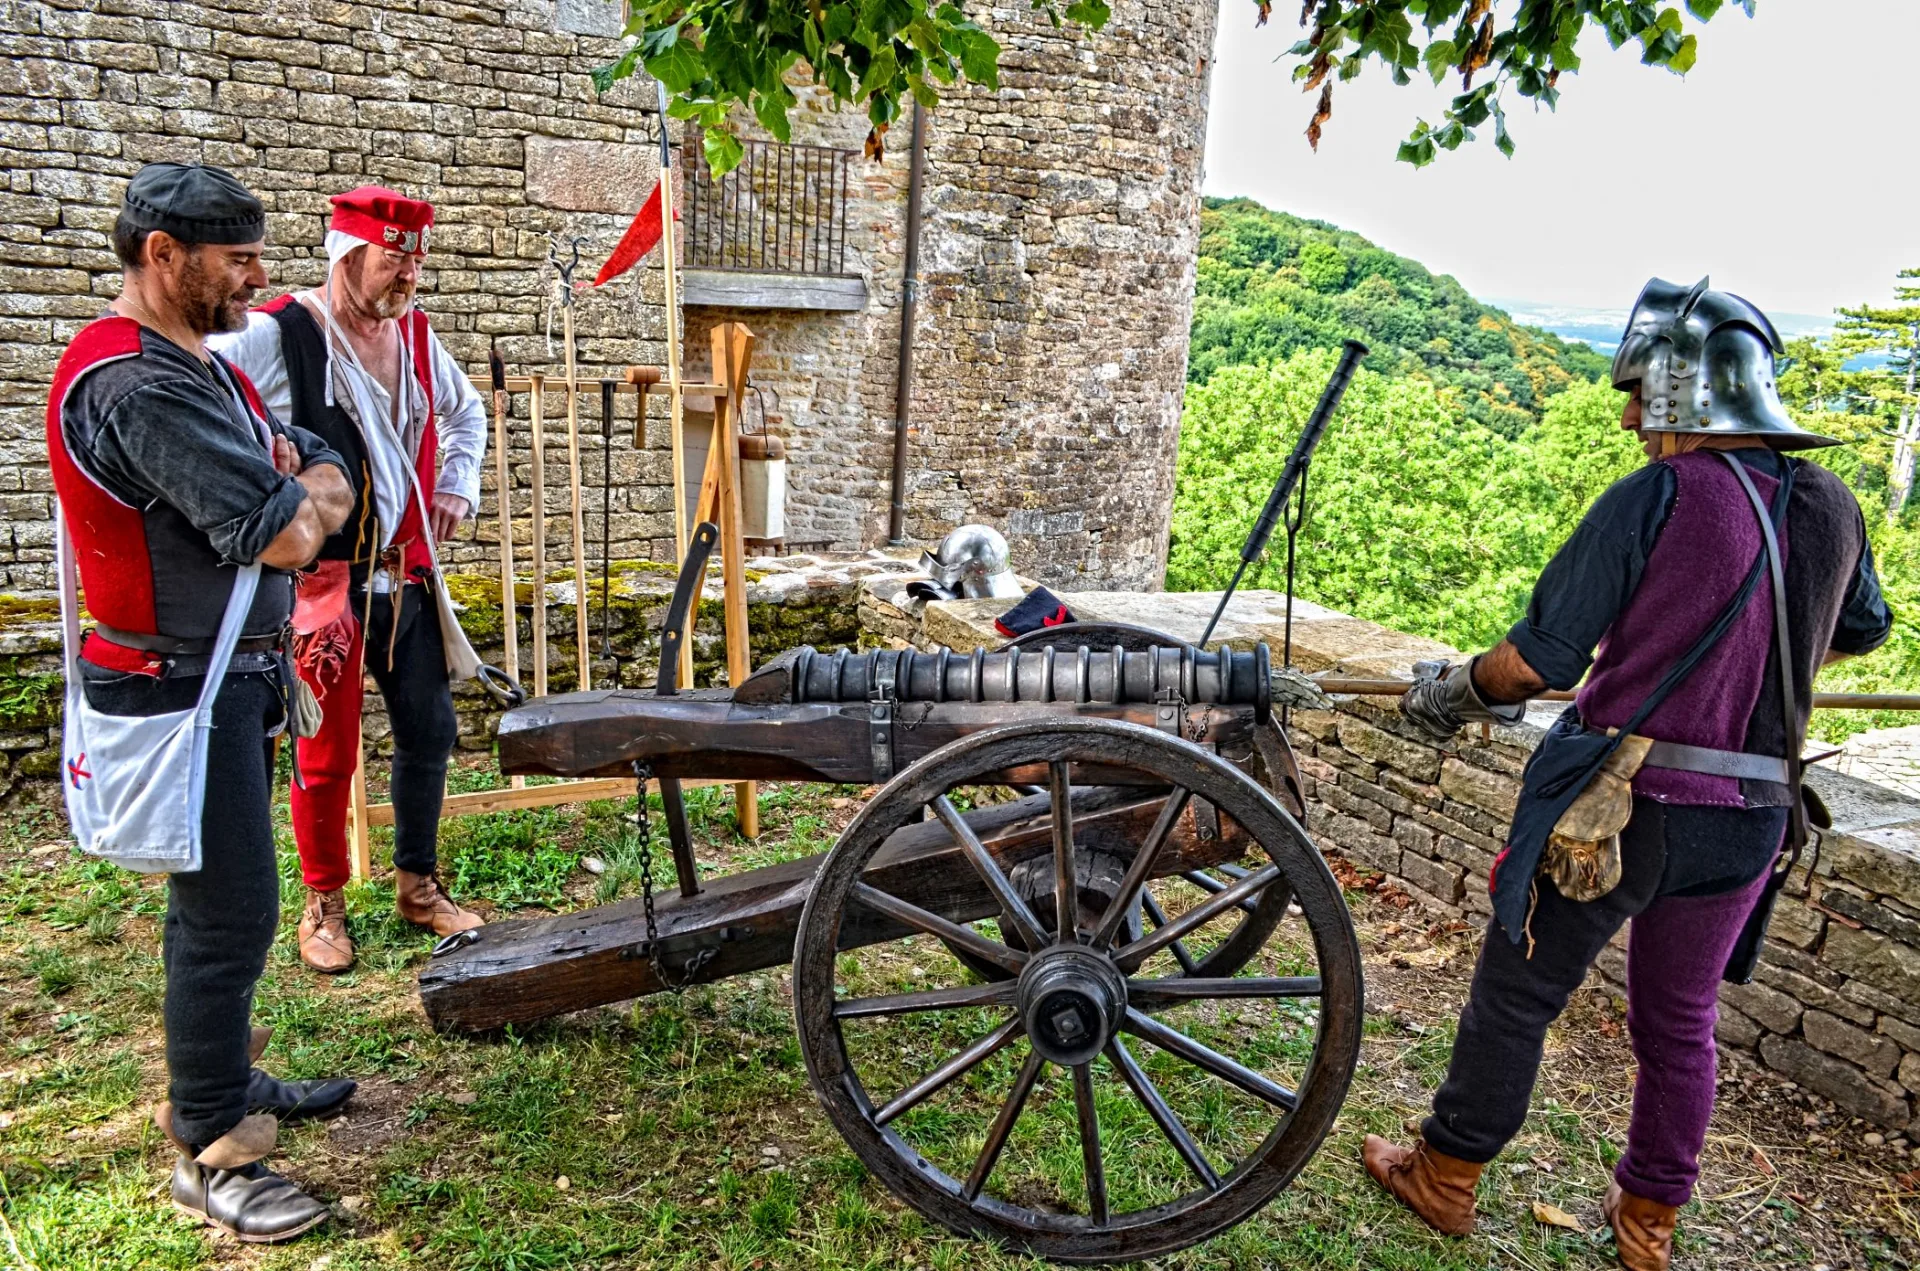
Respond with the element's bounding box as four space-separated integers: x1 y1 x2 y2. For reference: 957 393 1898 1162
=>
1192 197 1611 436
595 0 1757 173
1290 0 1756 164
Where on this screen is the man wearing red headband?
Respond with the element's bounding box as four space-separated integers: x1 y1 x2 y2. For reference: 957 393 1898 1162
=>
213 187 488 972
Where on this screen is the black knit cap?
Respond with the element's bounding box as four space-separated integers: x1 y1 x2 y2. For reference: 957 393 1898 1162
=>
119 162 266 245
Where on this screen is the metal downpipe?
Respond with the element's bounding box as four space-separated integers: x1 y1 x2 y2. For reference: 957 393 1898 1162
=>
887 102 928 546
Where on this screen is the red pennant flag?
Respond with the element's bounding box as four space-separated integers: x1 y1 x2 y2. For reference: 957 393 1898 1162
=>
592 179 676 287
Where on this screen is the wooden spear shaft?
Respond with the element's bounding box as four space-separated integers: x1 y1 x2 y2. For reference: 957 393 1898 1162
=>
561 300 592 691
529 373 548 699
490 352 524 788
1313 677 1920 712
657 84 693 690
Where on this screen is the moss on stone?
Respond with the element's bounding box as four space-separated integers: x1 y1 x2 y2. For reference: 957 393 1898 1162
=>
440 573 506 645
0 674 62 729
0 595 60 629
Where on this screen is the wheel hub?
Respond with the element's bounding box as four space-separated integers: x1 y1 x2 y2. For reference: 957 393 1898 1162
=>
1017 945 1128 1067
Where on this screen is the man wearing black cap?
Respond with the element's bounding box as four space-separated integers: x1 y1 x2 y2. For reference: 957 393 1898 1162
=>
47 163 361 1242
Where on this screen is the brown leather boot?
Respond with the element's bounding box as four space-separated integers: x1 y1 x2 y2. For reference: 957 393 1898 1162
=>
1605 1181 1677 1271
394 869 483 936
297 888 354 974
1362 1135 1483 1236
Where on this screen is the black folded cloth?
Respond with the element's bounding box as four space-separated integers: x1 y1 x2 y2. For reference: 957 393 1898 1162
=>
995 586 1076 638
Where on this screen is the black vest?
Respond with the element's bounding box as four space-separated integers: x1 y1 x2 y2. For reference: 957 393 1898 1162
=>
264 298 376 564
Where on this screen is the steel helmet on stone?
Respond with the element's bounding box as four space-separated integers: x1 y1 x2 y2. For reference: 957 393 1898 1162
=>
917 524 1024 600
1611 276 1837 450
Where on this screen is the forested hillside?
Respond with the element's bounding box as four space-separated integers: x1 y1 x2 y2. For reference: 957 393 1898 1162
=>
1173 205 1920 742
1190 197 1612 436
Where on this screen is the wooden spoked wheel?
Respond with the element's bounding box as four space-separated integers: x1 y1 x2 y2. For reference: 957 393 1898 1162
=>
792 718 1363 1264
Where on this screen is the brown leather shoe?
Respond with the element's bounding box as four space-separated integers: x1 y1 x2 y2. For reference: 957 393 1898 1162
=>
1363 1134 1483 1236
297 888 354 974
1605 1181 1677 1271
394 869 483 936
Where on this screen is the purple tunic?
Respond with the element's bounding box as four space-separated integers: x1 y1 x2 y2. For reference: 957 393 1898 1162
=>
1574 452 1782 807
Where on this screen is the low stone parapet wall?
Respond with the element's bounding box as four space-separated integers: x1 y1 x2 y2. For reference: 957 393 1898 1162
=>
915 586 1920 1135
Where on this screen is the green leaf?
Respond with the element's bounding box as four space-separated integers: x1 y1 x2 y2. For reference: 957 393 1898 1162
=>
645 38 705 95
1491 100 1513 157
802 17 823 67
1656 7 1685 35
752 94 792 142
824 3 855 45
702 126 744 176
959 29 1000 88
1668 32 1697 73
1423 38 1457 84
1397 135 1437 167
821 53 855 99
590 43 645 94
1063 0 1110 27
906 72 939 108
860 0 916 43
860 43 898 96
1686 0 1724 18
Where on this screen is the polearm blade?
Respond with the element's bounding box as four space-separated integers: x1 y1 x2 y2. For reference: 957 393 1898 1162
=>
1197 338 1368 648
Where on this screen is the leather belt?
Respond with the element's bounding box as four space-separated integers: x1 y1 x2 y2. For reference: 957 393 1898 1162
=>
93 621 285 656
1641 738 1790 784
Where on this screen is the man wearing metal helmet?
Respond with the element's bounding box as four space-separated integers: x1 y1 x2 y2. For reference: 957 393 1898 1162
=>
211 187 489 972
1362 279 1892 1270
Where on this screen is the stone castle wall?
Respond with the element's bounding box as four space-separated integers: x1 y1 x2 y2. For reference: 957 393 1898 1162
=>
1 0 1215 593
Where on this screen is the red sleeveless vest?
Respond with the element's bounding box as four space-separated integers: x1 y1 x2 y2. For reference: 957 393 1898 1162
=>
46 316 277 639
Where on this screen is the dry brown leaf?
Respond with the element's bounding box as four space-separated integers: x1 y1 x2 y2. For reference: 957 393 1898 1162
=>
1752 1147 1776 1176
1256 0 1271 26
1531 1200 1582 1231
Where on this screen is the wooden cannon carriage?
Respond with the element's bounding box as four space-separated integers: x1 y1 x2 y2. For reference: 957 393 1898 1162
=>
421 526 1364 1263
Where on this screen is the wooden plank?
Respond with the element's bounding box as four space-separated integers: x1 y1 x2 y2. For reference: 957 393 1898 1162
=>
420 787 1247 1031
679 269 868 312
365 776 728 826
496 694 1258 787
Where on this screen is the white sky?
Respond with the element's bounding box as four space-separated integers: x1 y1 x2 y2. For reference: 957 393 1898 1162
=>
1201 0 1916 320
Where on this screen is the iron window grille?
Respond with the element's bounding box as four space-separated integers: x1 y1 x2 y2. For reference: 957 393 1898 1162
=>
682 131 856 277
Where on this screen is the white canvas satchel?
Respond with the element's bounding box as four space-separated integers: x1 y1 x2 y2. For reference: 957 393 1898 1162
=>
57 521 261 874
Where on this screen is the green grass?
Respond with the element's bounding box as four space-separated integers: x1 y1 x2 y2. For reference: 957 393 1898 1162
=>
0 767 1913 1270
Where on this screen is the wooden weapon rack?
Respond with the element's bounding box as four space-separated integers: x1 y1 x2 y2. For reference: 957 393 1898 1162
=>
344 325 765 877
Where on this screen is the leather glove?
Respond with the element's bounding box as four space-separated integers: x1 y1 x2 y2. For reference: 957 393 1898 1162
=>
1399 658 1526 741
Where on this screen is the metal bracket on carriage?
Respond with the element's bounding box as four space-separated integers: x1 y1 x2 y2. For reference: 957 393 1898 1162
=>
868 648 899 780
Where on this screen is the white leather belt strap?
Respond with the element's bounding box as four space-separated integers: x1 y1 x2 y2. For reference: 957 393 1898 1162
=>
1640 738 1790 784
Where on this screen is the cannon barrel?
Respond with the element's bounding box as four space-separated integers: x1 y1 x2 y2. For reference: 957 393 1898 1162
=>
758 644 1270 717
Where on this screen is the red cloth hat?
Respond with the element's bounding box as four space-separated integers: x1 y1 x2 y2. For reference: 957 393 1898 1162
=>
328 185 434 254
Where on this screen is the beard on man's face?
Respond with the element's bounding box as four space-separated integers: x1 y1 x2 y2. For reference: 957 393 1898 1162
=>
369 275 417 320
177 251 255 335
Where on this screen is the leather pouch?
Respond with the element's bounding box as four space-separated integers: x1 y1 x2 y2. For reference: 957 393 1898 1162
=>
1540 734 1653 902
